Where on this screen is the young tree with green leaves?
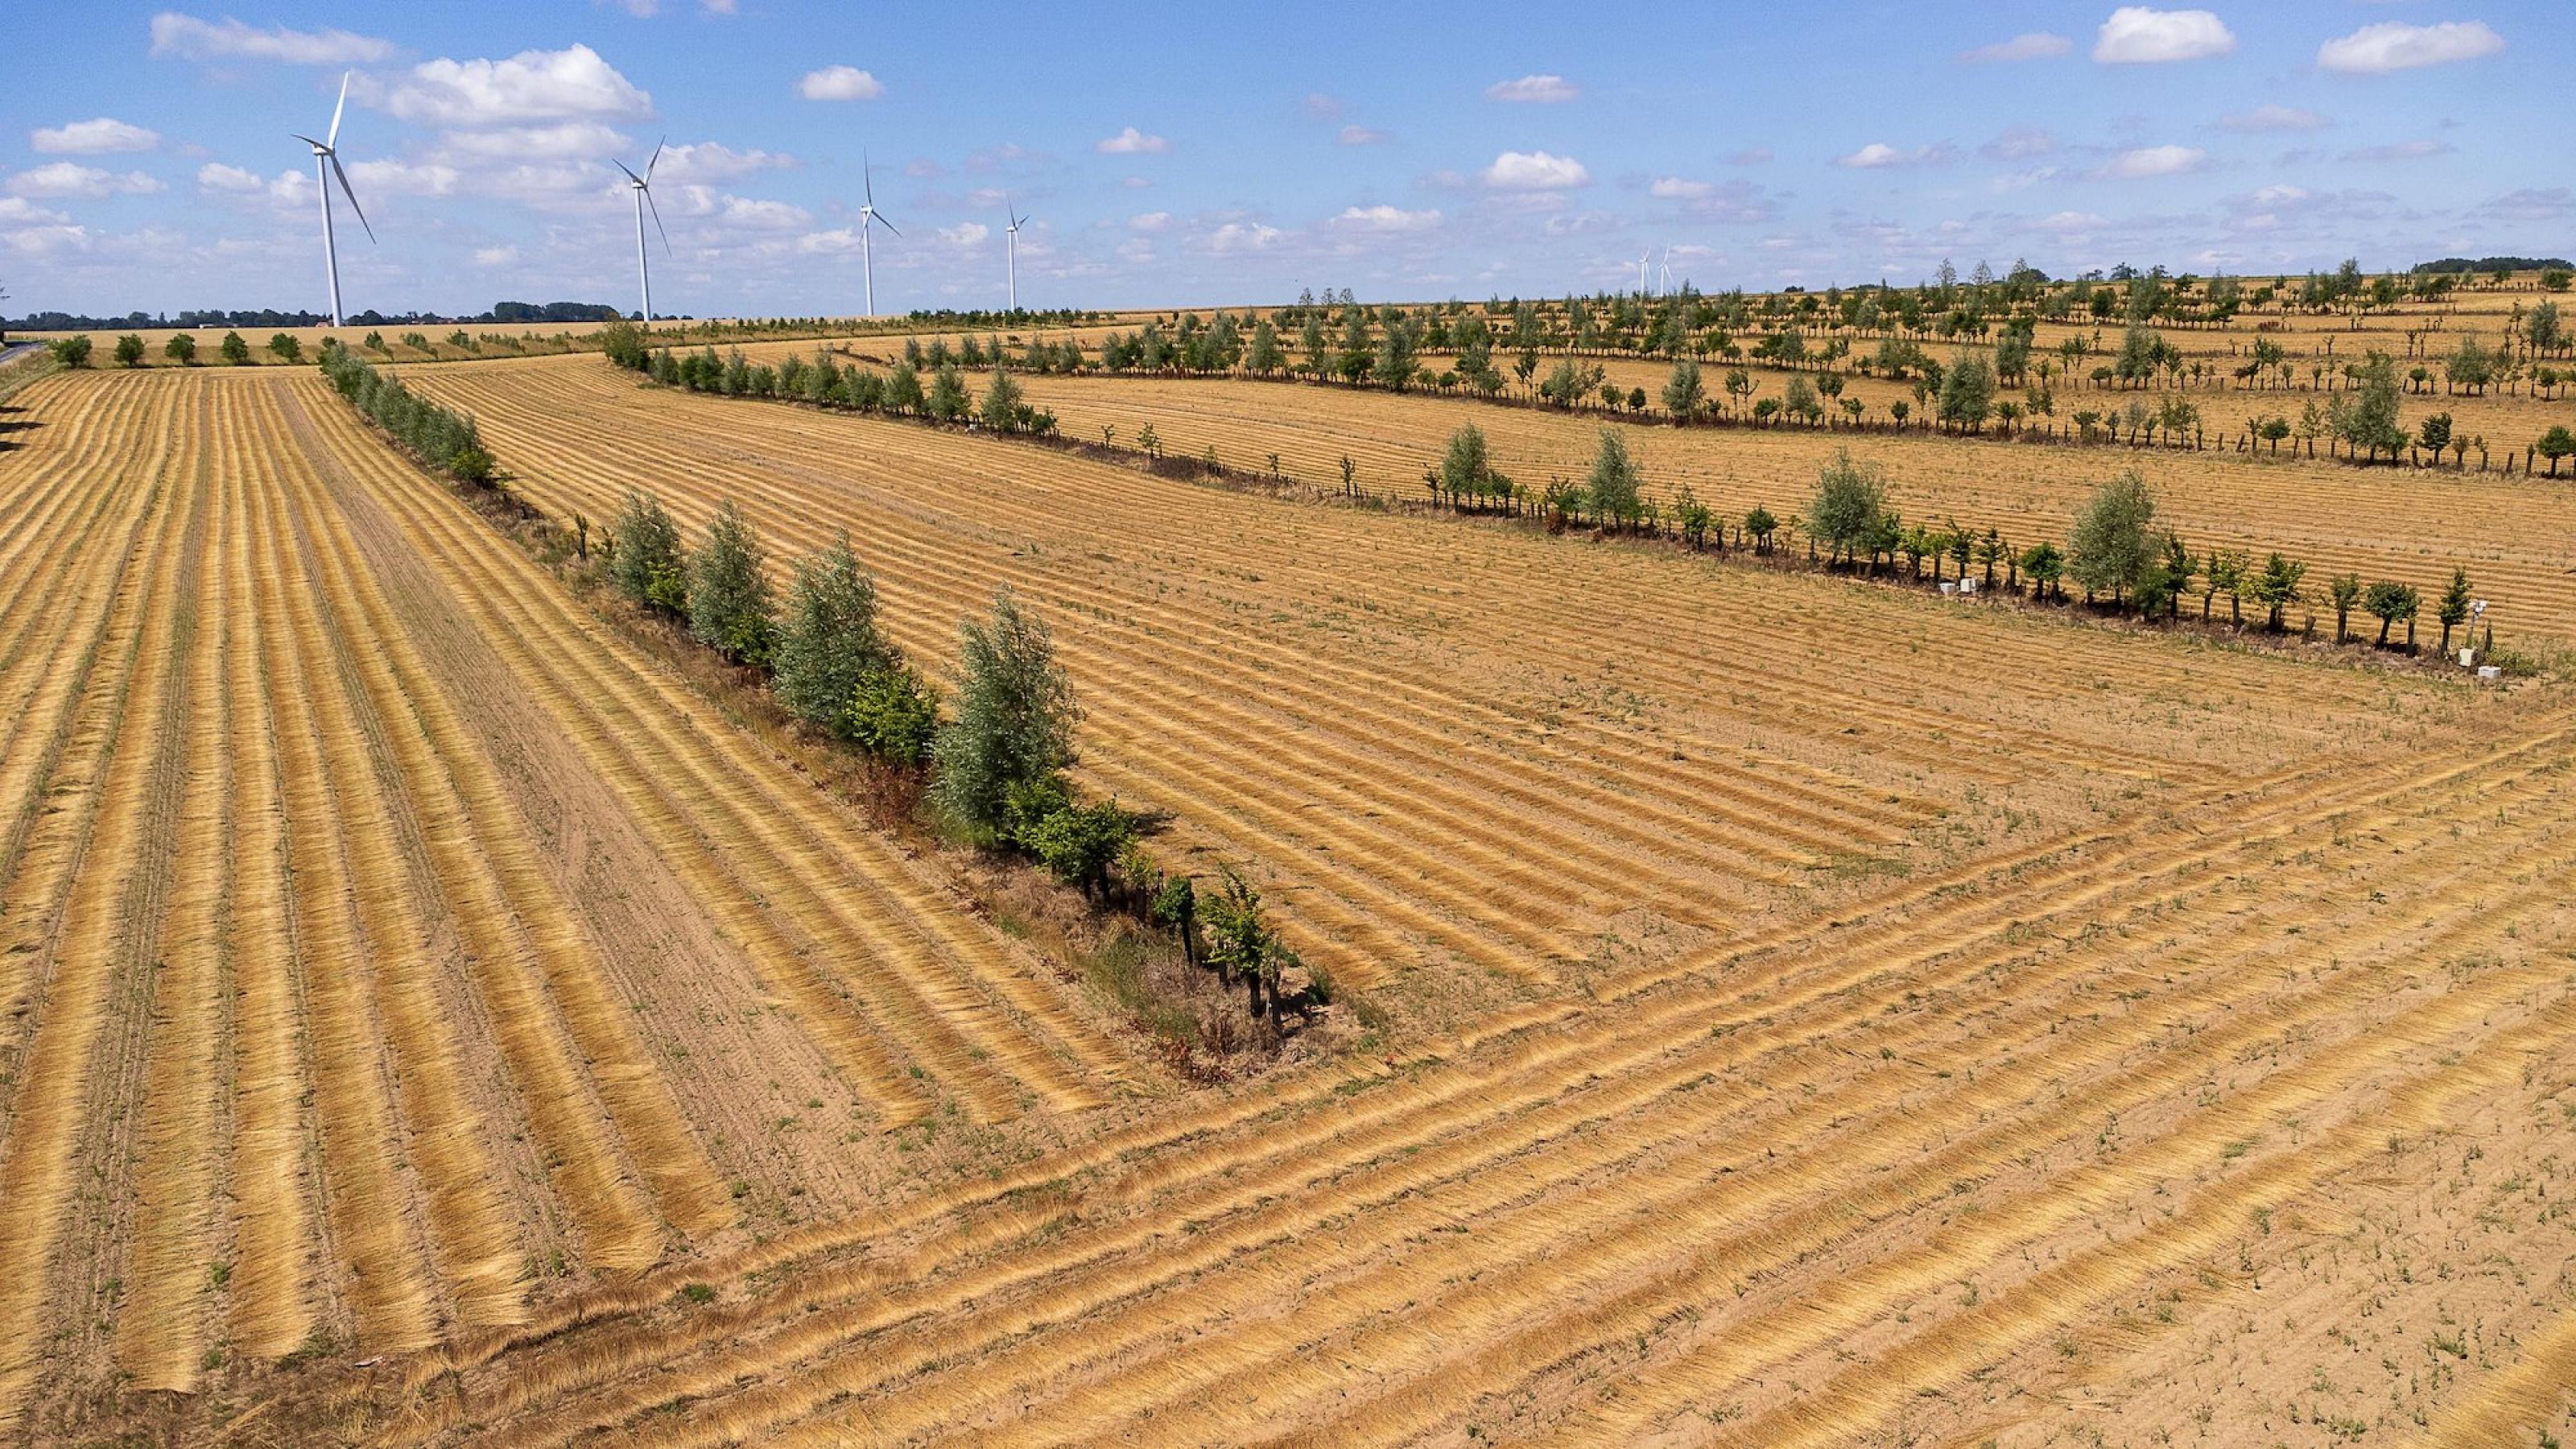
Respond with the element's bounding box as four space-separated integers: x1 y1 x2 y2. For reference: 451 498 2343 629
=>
1586 428 1645 532
1808 448 1888 568
2364 580 2419 648
926 362 970 421
163 332 197 365
113 334 144 368
2248 551 2307 632
1744 506 1778 555
1020 798 1141 902
846 663 940 766
2327 572 2363 644
2019 541 2066 601
687 500 778 666
773 531 891 731
1936 350 1995 432
1661 357 1705 420
219 331 251 365
2436 566 2473 655
1439 423 1508 510
932 588 1080 844
1200 862 1302 1021
1245 319 1284 375
2067 469 2159 606
609 490 688 615
268 332 304 364
885 360 926 415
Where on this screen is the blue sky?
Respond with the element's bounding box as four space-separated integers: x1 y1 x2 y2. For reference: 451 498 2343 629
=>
6 2 2565 317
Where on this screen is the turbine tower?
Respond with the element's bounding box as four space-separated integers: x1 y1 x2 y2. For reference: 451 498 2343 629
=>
1637 249 1651 297
291 71 373 327
1005 198 1029 311
613 138 671 324
1658 247 1672 297
857 151 900 316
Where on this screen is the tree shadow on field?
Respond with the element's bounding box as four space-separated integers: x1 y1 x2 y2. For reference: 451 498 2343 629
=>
0 404 36 452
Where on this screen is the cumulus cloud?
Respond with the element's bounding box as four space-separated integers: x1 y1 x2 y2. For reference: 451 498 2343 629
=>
1329 204 1439 232
346 159 460 196
32 118 160 155
1837 142 1953 169
149 12 394 64
196 162 265 193
378 43 652 126
1980 125 2056 160
1484 73 1579 103
2339 139 2455 163
1096 126 1169 155
1649 176 1712 200
440 121 633 161
2033 209 2111 232
1127 211 1170 231
2092 7 2235 64
9 162 165 199
654 141 794 181
2318 21 2504 74
2092 143 2210 178
797 64 883 101
1337 125 1388 146
1201 221 1282 253
2219 103 2329 132
1482 150 1589 189
473 244 520 266
1959 31 2072 63
0 196 72 225
937 221 989 246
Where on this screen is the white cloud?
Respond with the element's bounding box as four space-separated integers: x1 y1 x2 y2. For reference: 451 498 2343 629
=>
1649 176 1712 200
1128 211 1170 231
2033 209 2110 232
1202 221 1282 253
473 244 520 266
937 221 990 246
31 118 160 155
149 12 394 64
1484 73 1579 103
2093 143 2210 178
2340 139 2455 163
2093 7 2236 64
654 141 793 181
1483 150 1589 189
346 159 460 196
1837 142 1952 169
2317 21 2504 75
1981 125 2056 160
1096 126 1169 155
720 196 811 229
1959 32 2073 63
196 162 265 193
1337 125 1388 147
2220 103 2329 131
1119 174 1152 189
9 162 165 199
0 196 71 225
379 44 652 126
797 64 883 101
441 122 633 161
1329 204 1439 232
1116 237 1154 263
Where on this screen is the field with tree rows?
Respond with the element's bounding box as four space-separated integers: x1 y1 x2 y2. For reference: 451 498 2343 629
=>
0 365 1151 1435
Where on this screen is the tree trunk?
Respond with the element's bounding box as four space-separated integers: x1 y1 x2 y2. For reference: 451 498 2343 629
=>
2377 617 2392 646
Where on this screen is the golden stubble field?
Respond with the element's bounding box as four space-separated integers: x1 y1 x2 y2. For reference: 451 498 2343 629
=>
0 365 1153 1435
5 350 2575 1444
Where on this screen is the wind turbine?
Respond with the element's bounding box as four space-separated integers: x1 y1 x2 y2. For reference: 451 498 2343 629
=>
1005 197 1029 312
856 151 900 316
613 138 671 324
291 71 372 327
1658 247 1672 297
1637 249 1651 297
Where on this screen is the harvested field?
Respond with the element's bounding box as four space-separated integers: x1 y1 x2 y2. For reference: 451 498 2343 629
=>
0 365 1147 1434
411 356 2495 1010
994 371 2576 646
10 348 2575 1446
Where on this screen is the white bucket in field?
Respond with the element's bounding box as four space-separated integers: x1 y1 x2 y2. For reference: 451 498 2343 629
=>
2478 665 2502 682
1940 581 1958 597
1959 578 1977 595
2459 648 2475 666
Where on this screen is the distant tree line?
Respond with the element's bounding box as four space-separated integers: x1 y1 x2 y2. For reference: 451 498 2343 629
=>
603 323 1062 438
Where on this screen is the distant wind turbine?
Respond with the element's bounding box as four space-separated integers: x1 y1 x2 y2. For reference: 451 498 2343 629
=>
857 151 900 316
1005 198 1029 311
1637 248 1651 297
1658 247 1672 297
613 138 671 324
291 71 372 327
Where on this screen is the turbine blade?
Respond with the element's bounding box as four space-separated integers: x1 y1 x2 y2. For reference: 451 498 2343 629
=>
614 159 645 185
646 136 665 184
643 184 671 256
291 134 325 150
863 147 874 205
329 152 374 243
873 213 900 239
328 70 350 149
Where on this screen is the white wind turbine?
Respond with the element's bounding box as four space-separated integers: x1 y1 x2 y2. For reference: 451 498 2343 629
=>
856 151 900 316
291 71 373 327
1658 247 1672 296
1005 197 1029 311
613 138 671 324
1637 248 1651 297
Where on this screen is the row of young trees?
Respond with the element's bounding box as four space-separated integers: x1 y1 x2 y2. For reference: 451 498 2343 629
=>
1423 419 2492 659
597 489 1318 1023
604 325 1063 438
316 341 493 484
